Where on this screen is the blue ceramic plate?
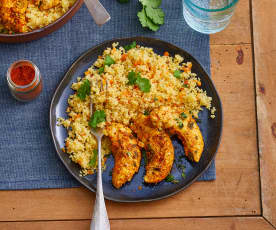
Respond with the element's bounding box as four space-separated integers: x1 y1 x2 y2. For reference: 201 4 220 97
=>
50 37 223 202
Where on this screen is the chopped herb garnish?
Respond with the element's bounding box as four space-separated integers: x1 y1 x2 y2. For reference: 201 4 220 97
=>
136 76 151 92
144 110 150 115
124 41 136 51
154 97 158 101
184 83 189 88
127 71 151 92
165 174 179 184
127 71 139 85
126 152 132 157
98 67 104 74
104 55 115 66
195 118 202 123
89 149 98 167
77 79 90 100
180 112 187 119
142 149 147 165
173 70 181 78
89 110 106 128
175 118 183 129
181 172 186 179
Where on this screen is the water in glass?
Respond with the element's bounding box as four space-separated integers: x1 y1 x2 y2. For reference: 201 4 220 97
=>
182 0 239 34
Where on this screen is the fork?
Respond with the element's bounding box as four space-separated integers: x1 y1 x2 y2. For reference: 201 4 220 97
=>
90 80 110 230
84 0 111 26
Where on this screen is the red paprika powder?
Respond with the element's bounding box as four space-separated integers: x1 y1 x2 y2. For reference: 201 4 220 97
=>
11 65 35 86
7 60 42 102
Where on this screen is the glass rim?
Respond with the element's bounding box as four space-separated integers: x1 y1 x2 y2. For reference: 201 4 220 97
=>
184 0 239 12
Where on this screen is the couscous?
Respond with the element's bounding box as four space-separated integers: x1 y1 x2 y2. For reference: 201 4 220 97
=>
0 0 76 33
58 42 215 178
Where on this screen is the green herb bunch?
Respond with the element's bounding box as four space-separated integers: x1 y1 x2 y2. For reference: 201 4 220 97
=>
137 0 165 31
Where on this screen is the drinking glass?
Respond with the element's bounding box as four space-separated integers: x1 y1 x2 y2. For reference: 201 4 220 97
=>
182 0 239 34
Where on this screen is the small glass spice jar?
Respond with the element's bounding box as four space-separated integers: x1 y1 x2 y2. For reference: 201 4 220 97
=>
7 60 42 102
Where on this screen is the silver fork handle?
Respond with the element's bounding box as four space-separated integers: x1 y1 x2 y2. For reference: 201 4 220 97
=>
91 137 110 230
84 0 111 26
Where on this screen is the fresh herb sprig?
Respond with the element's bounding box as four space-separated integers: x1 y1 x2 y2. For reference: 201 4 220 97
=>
98 55 115 74
89 110 106 128
137 0 165 32
77 79 90 100
89 149 98 167
165 174 179 184
124 41 136 51
127 71 151 92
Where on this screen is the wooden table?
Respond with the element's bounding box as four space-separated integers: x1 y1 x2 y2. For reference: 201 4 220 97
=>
1 0 276 229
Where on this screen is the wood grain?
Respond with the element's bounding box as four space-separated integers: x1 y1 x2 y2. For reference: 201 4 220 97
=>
0 44 260 221
252 0 276 227
210 0 251 45
0 217 273 230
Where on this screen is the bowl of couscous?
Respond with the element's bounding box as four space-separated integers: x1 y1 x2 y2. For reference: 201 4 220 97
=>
0 0 83 43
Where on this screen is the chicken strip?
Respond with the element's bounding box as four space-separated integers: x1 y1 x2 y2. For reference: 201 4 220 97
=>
150 106 204 163
131 114 174 183
105 123 141 189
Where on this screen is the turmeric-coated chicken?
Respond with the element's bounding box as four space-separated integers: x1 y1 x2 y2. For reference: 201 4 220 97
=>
105 123 141 189
150 106 204 163
131 114 174 183
0 0 29 32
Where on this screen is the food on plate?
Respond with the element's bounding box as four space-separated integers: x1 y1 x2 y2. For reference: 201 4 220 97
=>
105 123 141 189
150 106 204 162
0 0 76 33
131 114 174 183
58 42 215 187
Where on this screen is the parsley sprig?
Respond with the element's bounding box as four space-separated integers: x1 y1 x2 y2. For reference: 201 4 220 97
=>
89 110 106 128
127 71 151 93
77 79 90 100
165 174 179 184
89 149 98 167
137 0 165 32
98 55 115 74
124 41 136 51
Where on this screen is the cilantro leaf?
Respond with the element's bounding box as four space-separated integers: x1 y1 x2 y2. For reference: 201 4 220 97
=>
89 110 106 128
98 67 104 74
127 71 138 85
142 149 147 165
144 110 150 115
137 8 160 32
124 41 137 51
77 79 90 100
165 174 179 184
140 0 161 8
175 118 183 129
180 112 187 119
145 6 164 25
127 71 151 92
174 70 181 78
136 76 151 92
89 149 98 167
104 55 115 66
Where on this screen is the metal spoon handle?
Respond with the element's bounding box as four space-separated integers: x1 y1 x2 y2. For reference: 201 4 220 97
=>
84 0 111 26
90 137 110 230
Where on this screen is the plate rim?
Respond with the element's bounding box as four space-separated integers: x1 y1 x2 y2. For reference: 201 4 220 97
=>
49 36 223 202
